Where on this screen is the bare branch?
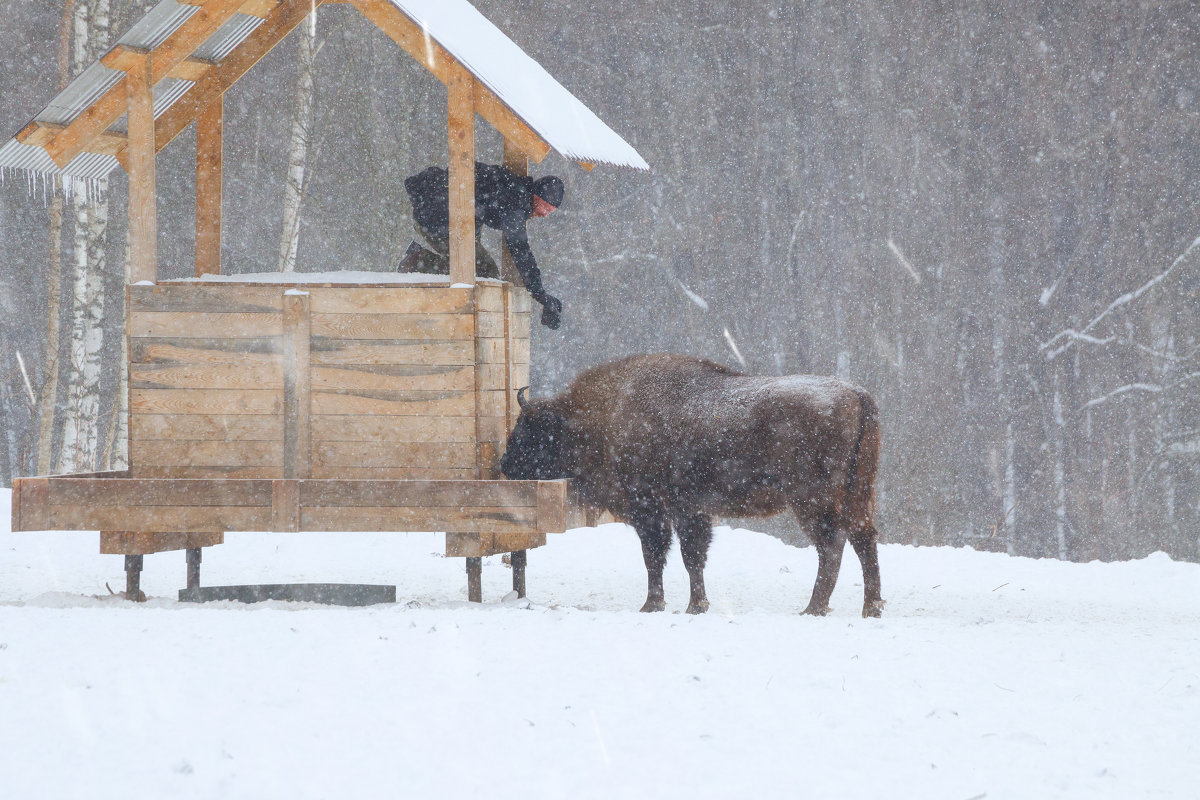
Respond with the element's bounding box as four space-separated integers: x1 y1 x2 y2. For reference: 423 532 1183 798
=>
1042 233 1200 360
1077 383 1162 413
886 237 921 284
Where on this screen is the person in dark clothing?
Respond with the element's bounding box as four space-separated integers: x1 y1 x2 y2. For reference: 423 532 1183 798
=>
401 162 565 329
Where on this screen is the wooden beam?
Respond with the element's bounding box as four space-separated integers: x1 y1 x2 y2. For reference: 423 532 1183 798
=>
40 0 252 168
500 139 528 286
239 0 284 18
168 57 216 82
271 479 300 532
537 480 567 533
100 43 148 72
145 0 327 157
348 0 452 81
13 477 557 534
127 52 157 285
19 121 127 155
195 97 223 277
472 83 551 164
100 531 224 555
282 292 313 478
447 62 476 286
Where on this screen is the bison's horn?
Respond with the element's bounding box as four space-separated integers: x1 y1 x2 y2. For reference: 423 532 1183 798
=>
517 386 531 408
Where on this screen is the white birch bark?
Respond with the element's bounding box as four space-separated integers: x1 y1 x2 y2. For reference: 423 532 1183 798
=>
35 0 78 474
278 9 317 273
58 0 111 473
1052 376 1068 560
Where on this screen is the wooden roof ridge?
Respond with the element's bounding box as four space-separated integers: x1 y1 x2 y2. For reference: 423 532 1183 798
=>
0 0 647 186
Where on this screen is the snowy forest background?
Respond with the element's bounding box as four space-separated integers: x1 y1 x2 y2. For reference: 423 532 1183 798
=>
0 0 1197 564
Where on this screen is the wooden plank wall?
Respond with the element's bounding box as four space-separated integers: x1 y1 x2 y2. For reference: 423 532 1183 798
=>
476 283 531 477
310 285 478 479
129 284 285 478
128 282 531 481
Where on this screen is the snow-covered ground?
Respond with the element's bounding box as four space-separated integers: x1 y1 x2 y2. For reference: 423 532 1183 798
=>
1 487 1197 800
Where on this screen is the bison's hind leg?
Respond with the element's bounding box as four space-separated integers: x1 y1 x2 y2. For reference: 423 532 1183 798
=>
673 512 713 614
795 508 846 616
848 523 884 618
631 507 672 613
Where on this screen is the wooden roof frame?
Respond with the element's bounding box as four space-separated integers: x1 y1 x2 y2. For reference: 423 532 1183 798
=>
17 0 568 286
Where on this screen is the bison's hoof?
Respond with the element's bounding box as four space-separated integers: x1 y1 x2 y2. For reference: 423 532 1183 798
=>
639 598 666 613
686 598 710 615
862 599 885 618
802 605 829 616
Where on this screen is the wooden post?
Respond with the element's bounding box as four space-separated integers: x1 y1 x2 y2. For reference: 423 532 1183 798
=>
500 138 528 286
446 64 475 286
124 554 144 601
195 97 223 277
511 549 527 598
186 547 202 590
466 556 483 603
127 51 157 284
282 292 312 479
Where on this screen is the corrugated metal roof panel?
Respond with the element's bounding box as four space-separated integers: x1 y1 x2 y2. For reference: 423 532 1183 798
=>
108 78 197 134
0 140 117 182
34 62 124 127
61 151 122 181
193 13 263 62
0 140 115 202
0 140 58 174
117 0 197 51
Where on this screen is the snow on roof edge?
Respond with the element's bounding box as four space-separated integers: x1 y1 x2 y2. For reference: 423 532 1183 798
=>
390 0 650 172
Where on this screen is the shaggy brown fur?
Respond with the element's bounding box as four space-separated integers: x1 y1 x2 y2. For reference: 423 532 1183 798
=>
501 354 883 617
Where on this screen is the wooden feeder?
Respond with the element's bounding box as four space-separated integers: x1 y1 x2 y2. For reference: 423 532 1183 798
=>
4 0 648 601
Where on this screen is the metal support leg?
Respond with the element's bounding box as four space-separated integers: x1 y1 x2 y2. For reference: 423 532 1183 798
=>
124 554 144 602
186 548 202 590
466 557 483 603
511 550 527 598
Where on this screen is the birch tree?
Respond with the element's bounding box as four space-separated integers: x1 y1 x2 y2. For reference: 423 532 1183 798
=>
56 0 111 473
33 0 78 474
278 9 318 273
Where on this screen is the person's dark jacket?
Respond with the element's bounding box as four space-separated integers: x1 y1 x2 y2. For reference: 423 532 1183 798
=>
405 163 554 304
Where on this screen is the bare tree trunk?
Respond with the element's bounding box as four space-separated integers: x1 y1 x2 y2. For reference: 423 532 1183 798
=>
58 0 111 473
102 230 130 472
278 9 317 273
1052 375 1068 560
34 0 79 474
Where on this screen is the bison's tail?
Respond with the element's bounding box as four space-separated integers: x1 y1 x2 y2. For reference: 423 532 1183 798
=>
845 389 880 524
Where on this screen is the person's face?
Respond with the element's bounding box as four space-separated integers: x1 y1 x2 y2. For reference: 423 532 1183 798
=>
531 195 557 218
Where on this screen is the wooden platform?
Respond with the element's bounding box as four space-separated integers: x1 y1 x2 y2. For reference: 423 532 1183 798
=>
10 475 565 557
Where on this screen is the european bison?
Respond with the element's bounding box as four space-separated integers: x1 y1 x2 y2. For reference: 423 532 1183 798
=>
500 354 884 617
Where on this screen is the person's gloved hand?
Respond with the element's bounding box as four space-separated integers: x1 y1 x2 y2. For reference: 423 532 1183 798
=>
537 293 562 330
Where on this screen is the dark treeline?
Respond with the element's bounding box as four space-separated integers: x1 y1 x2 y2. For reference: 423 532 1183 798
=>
1 1 1197 561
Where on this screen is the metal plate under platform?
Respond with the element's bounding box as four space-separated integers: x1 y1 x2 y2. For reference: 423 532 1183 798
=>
179 583 396 606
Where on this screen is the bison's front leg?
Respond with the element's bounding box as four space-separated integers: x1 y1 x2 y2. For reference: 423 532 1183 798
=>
674 512 713 614
631 508 671 612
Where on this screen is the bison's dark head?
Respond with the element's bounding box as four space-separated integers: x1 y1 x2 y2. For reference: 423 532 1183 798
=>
500 388 574 480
